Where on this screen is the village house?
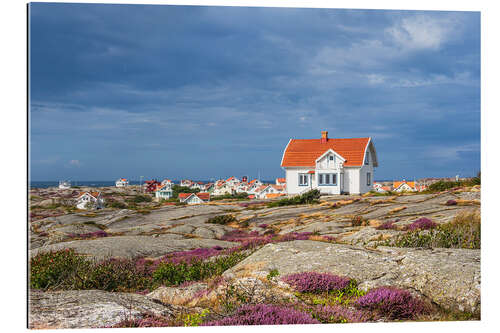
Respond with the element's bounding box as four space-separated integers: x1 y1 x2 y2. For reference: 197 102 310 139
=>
393 180 417 192
373 182 392 193
225 176 240 187
115 178 129 187
144 180 161 193
180 179 193 187
161 179 172 186
255 184 287 199
155 183 173 200
178 192 210 204
280 131 378 195
75 191 105 210
276 178 286 185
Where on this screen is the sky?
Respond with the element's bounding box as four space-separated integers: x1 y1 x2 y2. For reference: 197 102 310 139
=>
28 3 480 181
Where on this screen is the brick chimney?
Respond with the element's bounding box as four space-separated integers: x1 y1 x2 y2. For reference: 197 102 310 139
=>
320 131 328 143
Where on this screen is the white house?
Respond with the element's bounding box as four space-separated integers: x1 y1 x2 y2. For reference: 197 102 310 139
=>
254 184 286 199
180 179 193 187
178 192 210 204
115 178 129 187
393 180 417 192
155 183 173 200
76 192 105 210
161 179 172 186
281 131 378 195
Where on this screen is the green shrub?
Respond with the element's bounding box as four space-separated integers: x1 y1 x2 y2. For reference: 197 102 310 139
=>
268 189 320 208
129 195 152 203
30 249 91 290
383 210 480 249
206 214 237 225
267 269 280 280
152 251 247 286
172 185 199 198
211 193 249 201
108 201 127 209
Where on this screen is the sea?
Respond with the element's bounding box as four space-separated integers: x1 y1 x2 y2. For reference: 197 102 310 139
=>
29 180 277 189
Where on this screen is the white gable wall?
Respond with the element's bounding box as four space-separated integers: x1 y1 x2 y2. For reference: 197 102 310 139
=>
315 152 343 194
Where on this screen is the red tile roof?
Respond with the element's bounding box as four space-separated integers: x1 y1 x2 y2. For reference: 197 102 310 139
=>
281 137 371 167
196 192 210 201
178 193 193 200
276 178 286 183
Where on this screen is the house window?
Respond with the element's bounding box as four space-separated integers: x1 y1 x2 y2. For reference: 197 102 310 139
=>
319 173 337 185
367 172 371 186
365 152 370 165
298 173 309 186
329 156 334 161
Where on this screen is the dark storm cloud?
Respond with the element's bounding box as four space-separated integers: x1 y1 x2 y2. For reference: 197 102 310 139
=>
29 3 480 180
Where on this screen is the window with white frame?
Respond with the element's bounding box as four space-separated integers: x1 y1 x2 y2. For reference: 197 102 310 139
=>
298 173 309 186
318 173 337 185
365 152 370 165
367 172 371 186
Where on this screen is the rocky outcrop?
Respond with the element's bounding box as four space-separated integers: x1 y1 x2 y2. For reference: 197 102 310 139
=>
28 290 183 329
223 240 480 314
30 236 237 261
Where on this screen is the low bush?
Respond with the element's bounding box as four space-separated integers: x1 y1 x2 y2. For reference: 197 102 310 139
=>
405 217 437 231
206 214 237 225
30 249 90 290
152 251 248 286
281 272 354 294
108 201 127 209
383 210 480 249
211 193 249 201
267 189 320 208
354 286 429 320
202 304 320 326
376 219 399 230
350 215 366 227
68 230 108 239
307 304 372 323
129 195 152 203
446 199 457 206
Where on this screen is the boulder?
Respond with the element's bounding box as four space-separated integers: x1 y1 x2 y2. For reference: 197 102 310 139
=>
223 240 480 314
28 290 182 329
30 235 237 261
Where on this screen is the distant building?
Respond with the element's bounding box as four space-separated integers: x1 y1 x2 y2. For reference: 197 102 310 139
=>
281 131 378 195
144 180 161 193
155 183 173 200
276 178 286 185
178 192 210 205
115 178 129 187
76 191 104 210
393 180 417 192
59 180 71 189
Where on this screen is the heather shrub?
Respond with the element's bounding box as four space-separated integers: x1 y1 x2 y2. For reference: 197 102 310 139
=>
68 230 108 239
350 215 366 227
385 210 480 249
376 219 399 230
206 214 236 225
30 249 90 290
108 201 127 209
446 199 457 206
152 251 247 286
405 217 437 231
307 304 372 323
258 223 268 228
354 286 429 320
107 314 174 328
203 304 319 326
282 272 353 294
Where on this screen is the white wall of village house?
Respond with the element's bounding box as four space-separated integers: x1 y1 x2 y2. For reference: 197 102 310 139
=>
314 151 344 194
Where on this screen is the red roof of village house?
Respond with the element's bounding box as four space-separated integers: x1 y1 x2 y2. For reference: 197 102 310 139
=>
77 191 101 199
196 192 210 201
276 178 286 183
178 193 193 199
281 137 371 167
